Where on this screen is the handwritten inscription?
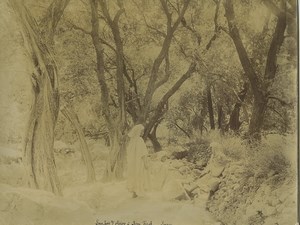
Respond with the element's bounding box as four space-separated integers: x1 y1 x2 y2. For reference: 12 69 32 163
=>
95 220 171 225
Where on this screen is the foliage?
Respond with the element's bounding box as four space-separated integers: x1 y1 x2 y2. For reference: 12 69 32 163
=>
244 134 295 184
166 84 206 138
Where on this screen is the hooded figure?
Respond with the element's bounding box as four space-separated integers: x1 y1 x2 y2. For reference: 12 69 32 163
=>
126 124 150 197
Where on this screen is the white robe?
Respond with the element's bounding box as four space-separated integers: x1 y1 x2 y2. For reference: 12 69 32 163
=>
126 136 150 196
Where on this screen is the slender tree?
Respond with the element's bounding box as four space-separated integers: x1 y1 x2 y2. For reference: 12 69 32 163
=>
60 105 96 182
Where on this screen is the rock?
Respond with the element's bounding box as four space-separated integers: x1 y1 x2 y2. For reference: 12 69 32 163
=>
210 164 225 177
171 160 185 169
195 160 206 168
179 166 190 174
210 181 221 192
208 181 221 200
193 169 202 176
162 179 190 200
171 150 188 160
267 170 276 178
154 150 169 161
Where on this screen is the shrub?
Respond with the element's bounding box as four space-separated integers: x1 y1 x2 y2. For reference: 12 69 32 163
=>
244 134 295 184
170 137 211 164
207 131 247 162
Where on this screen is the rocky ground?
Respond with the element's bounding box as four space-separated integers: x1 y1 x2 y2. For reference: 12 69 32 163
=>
0 135 297 225
164 136 298 225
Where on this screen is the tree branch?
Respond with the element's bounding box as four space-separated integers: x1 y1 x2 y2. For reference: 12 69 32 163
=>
154 52 171 90
264 0 287 80
206 0 221 50
39 0 71 44
142 0 191 121
66 20 91 34
224 0 261 99
268 96 289 106
144 62 196 137
89 0 113 126
262 0 295 20
173 121 191 138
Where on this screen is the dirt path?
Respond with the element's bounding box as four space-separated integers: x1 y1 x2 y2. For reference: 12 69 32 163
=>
90 181 218 225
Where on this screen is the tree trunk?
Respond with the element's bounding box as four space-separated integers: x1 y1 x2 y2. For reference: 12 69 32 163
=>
141 0 191 122
248 96 268 140
148 133 161 152
104 128 126 180
206 86 215 130
98 0 127 180
142 62 196 139
228 83 248 132
39 0 71 47
147 122 162 152
11 0 62 195
217 104 224 130
61 106 96 182
224 0 287 140
90 0 123 180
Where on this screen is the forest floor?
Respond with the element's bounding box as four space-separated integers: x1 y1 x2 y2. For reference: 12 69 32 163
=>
0 139 220 225
0 135 297 225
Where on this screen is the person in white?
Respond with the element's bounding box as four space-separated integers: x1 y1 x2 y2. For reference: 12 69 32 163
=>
126 124 150 198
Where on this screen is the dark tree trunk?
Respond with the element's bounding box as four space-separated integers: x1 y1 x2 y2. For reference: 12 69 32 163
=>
141 0 191 122
206 86 215 130
217 104 224 130
224 0 287 140
147 122 162 152
142 63 196 139
248 97 268 140
229 83 248 132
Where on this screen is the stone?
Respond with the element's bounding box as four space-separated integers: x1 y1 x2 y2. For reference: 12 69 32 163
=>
154 150 169 160
210 164 225 177
196 160 206 168
162 179 190 200
171 160 185 169
193 169 202 176
179 166 190 174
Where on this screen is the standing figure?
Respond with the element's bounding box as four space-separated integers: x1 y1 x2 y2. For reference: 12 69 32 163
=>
126 124 150 198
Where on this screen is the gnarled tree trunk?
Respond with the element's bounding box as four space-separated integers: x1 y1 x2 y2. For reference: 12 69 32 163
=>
11 0 62 195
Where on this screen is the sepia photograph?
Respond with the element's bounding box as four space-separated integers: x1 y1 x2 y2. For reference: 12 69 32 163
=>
0 0 298 225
